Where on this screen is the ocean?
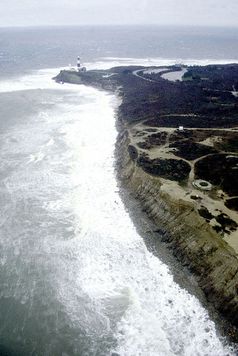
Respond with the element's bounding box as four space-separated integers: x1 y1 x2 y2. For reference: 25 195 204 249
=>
0 26 237 356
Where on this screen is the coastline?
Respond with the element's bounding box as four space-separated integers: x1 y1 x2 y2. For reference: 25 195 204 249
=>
54 64 238 332
115 118 238 331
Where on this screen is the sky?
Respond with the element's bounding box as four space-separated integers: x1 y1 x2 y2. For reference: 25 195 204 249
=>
0 0 238 27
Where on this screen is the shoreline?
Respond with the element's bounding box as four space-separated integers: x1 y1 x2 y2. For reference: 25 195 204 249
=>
115 116 238 336
54 64 238 334
115 155 238 345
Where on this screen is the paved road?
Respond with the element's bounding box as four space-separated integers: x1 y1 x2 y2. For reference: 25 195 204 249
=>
132 69 160 83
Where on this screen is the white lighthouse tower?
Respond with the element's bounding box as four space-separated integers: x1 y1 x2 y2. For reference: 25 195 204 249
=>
77 56 81 71
75 56 87 73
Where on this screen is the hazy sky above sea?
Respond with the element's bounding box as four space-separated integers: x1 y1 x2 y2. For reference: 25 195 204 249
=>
0 0 238 27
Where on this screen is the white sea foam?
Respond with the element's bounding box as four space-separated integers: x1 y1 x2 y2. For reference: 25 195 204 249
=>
0 60 236 355
60 82 235 356
1 56 238 94
86 56 238 70
0 67 71 93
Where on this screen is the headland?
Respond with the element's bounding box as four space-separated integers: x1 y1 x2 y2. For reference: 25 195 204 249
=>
55 63 238 330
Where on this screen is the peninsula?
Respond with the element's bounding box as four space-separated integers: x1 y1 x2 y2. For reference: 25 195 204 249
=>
55 63 238 330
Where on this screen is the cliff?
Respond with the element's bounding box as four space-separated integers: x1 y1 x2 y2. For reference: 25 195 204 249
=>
116 123 238 328
55 64 238 330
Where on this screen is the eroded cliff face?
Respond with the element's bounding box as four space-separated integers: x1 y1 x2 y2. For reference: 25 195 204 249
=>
55 67 238 328
116 123 238 327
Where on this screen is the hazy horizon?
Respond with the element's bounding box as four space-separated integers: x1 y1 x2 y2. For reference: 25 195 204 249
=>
1 24 238 29
0 0 238 28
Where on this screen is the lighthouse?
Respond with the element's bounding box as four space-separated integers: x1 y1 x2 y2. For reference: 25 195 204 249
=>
77 56 81 71
75 56 87 73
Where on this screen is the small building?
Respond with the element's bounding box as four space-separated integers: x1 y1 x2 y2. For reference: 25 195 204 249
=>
179 126 184 131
